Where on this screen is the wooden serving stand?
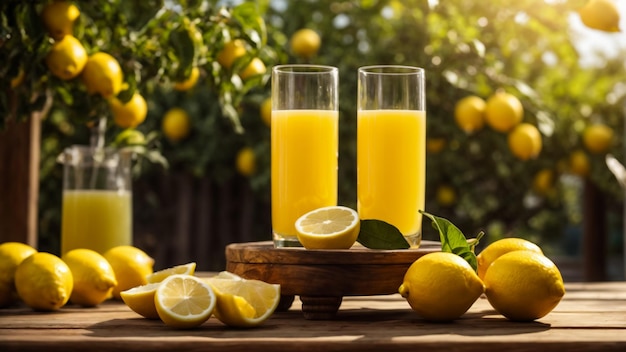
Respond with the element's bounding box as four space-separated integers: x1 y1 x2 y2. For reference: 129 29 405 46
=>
225 240 440 320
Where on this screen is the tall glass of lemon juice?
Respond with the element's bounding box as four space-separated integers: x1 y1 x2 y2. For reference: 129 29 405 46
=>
357 65 426 248
271 65 339 247
60 146 133 254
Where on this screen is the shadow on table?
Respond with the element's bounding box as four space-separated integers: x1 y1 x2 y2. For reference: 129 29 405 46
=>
83 306 550 341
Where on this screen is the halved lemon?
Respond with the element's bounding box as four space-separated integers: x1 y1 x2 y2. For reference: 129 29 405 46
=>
146 262 196 284
204 271 280 328
154 274 216 329
120 282 161 319
295 206 361 249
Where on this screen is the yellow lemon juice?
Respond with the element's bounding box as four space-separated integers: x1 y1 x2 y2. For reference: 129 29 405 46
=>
357 109 426 246
271 109 339 242
61 190 132 254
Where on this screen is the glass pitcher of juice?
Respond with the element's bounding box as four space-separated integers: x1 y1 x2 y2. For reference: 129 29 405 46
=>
58 145 133 255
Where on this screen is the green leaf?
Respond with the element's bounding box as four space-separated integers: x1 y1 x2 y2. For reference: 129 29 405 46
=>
420 210 483 271
357 219 409 250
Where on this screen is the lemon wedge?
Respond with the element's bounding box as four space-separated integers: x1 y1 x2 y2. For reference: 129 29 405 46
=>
146 262 196 284
154 274 216 329
204 271 280 328
120 282 161 319
295 206 360 249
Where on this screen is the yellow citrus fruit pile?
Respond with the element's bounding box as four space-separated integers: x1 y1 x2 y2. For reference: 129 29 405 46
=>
399 237 565 322
0 243 155 311
120 269 280 329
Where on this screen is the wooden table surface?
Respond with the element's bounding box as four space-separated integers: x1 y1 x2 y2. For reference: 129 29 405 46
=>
1 281 625 351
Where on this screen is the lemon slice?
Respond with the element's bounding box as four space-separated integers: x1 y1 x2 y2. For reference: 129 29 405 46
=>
205 271 280 328
120 282 161 319
146 262 196 284
154 274 216 329
295 206 361 249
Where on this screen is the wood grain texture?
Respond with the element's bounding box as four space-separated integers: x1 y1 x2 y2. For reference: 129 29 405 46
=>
225 241 440 296
0 279 625 351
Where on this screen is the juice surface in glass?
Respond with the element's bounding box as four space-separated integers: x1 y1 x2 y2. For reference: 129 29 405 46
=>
271 109 339 241
357 109 426 244
61 190 132 254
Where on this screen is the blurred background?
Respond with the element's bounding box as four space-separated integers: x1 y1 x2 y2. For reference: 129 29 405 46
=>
1 0 625 280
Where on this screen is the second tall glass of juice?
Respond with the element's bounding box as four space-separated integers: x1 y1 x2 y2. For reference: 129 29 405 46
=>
357 65 426 248
271 65 339 247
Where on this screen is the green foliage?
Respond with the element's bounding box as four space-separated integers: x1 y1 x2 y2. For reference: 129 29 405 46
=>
264 0 626 252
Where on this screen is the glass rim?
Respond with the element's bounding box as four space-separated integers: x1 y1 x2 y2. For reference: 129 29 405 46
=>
272 64 338 74
358 65 424 76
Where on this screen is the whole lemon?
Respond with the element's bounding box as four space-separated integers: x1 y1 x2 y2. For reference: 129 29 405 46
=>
532 169 556 196
239 58 266 81
582 123 614 154
507 123 542 160
173 67 200 91
569 149 591 177
435 185 457 207
476 238 543 280
235 147 256 177
290 28 321 59
426 138 446 154
484 250 565 321
41 1 80 40
62 248 118 307
109 92 148 129
114 129 146 146
14 252 73 311
162 108 191 142
81 52 124 98
103 246 154 300
45 35 87 80
454 95 486 134
0 242 37 307
578 0 621 32
217 40 247 70
398 252 484 322
485 91 524 133
260 97 272 127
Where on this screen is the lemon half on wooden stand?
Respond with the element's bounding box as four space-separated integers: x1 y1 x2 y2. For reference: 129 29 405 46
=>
295 206 360 249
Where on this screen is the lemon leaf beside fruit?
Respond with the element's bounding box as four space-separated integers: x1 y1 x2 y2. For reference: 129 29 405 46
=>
356 219 409 250
420 210 483 271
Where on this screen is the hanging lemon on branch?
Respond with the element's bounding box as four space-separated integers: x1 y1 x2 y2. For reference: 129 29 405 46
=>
1 0 273 162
